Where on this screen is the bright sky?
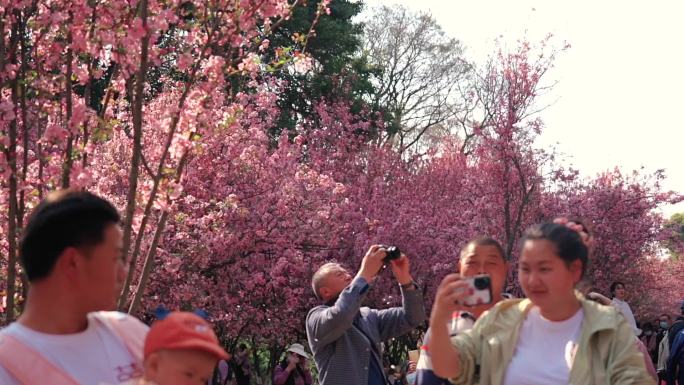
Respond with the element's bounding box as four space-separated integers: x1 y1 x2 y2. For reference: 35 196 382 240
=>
362 0 684 216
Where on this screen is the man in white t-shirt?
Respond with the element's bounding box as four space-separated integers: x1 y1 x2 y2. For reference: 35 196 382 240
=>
0 190 149 385
415 237 509 385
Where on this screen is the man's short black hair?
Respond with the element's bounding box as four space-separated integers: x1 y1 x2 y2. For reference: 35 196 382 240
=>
20 190 120 282
460 237 506 262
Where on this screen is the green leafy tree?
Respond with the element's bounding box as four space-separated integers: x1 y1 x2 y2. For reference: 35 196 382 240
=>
261 0 379 138
664 212 684 258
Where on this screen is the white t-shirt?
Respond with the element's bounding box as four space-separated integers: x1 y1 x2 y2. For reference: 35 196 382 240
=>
417 311 475 372
611 298 640 336
0 312 147 385
503 306 584 385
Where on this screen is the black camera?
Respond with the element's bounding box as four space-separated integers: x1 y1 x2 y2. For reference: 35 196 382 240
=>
382 246 401 262
473 275 491 290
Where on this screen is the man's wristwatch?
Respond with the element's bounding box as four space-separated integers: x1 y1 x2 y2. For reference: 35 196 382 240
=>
400 280 417 290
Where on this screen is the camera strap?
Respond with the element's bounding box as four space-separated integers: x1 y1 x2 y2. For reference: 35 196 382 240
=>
352 319 391 385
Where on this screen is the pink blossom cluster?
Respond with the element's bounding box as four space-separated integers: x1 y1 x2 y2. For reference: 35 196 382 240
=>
0 3 681 343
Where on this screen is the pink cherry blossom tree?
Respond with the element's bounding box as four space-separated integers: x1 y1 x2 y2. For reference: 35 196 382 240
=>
0 0 325 322
1 4 682 374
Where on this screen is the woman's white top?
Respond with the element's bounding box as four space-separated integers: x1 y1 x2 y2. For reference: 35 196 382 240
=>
502 306 584 385
611 297 640 335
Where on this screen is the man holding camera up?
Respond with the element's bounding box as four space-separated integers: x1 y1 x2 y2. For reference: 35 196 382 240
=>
306 245 425 385
415 237 508 385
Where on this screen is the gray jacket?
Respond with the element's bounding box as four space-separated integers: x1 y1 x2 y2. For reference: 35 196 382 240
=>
306 277 426 385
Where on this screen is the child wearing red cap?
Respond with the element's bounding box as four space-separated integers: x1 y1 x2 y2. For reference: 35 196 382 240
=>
123 311 229 385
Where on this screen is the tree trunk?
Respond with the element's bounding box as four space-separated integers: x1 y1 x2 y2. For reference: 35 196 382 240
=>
127 210 167 314
251 337 262 381
120 37 213 310
118 0 151 310
6 107 19 323
128 149 190 314
18 26 28 229
267 343 285 385
16 12 31 314
60 12 74 188
3 12 22 324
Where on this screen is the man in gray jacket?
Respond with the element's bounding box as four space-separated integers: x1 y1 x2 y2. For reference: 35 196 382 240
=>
306 245 426 385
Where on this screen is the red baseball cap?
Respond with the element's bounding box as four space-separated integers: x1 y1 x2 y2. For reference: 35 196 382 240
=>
144 312 229 360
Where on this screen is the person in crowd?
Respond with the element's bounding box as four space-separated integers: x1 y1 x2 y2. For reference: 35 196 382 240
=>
641 322 658 363
658 314 672 348
210 358 234 385
123 311 229 385
656 313 672 383
233 344 251 385
666 318 684 385
586 287 640 337
632 322 659 381
659 302 684 383
397 362 414 385
306 245 426 385
416 237 509 385
429 221 652 385
610 281 641 336
387 365 402 385
0 190 149 385
405 360 418 385
668 303 684 348
272 343 313 385
587 282 641 336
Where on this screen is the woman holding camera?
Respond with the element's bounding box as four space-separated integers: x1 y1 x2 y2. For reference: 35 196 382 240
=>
428 221 653 385
273 343 313 385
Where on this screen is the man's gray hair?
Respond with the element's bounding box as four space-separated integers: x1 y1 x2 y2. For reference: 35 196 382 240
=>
311 262 345 300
